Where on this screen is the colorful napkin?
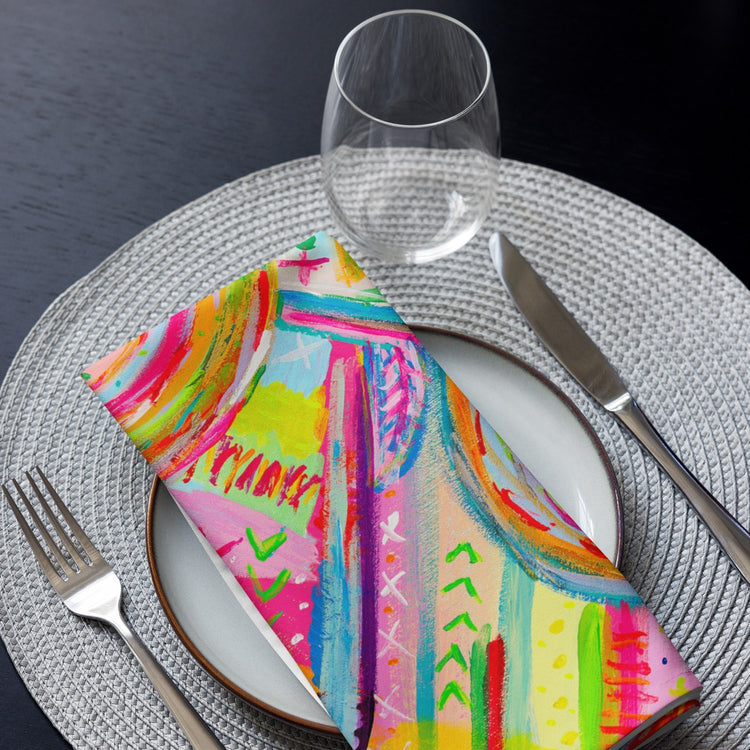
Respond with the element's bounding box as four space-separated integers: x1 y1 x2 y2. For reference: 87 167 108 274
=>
83 233 700 749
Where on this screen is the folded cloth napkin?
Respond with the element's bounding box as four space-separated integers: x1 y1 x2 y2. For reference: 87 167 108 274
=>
83 232 700 750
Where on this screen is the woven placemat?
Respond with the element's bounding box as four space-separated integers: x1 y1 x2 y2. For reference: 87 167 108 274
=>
1 156 748 749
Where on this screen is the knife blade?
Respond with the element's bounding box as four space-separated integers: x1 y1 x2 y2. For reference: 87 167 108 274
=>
489 232 750 585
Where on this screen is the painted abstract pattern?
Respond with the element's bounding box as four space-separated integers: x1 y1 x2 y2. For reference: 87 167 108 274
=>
83 233 700 749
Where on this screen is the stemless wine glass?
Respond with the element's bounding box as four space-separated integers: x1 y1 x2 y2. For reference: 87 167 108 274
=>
321 10 500 263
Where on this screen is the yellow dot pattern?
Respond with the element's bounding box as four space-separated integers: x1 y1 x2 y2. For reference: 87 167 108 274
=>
531 590 583 749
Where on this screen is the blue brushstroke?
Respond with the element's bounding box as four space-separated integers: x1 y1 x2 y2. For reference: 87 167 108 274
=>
260 328 331 397
498 563 534 738
362 341 426 491
174 390 204 430
280 289 401 323
309 520 358 744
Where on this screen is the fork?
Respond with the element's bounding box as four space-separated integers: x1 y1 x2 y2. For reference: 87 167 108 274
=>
2 467 226 749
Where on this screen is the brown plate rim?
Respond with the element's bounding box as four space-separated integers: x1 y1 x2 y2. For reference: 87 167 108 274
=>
145 324 623 734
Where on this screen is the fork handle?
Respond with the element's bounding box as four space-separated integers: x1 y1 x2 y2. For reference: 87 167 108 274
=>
108 610 226 749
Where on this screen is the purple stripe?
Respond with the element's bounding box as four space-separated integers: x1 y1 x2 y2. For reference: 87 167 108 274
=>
353 363 378 748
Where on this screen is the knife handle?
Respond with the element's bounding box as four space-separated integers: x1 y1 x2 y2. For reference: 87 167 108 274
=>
612 397 750 585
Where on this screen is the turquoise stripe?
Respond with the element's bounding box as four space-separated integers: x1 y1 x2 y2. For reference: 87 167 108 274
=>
310 519 359 744
174 390 204 429
280 289 400 322
498 561 535 738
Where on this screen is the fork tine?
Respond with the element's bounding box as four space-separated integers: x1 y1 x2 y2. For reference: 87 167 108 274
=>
34 467 103 563
10 478 77 576
27 469 94 569
2 483 66 586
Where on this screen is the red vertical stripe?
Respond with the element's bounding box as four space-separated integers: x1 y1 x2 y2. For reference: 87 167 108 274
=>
474 407 487 454
253 270 270 350
487 636 505 749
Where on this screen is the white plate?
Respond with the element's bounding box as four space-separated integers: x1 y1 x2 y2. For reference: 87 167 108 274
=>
146 328 622 732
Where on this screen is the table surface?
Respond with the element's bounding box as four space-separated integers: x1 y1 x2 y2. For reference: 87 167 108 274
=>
1 1 747 748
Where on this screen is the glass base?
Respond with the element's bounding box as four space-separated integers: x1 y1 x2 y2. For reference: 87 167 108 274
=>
344 219 485 264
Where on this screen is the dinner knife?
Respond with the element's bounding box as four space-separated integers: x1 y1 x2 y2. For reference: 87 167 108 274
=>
489 232 750 585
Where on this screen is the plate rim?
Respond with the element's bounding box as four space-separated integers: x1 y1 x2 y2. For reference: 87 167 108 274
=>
145 324 623 733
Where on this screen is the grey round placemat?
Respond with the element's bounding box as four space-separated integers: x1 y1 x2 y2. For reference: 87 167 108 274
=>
1 156 748 749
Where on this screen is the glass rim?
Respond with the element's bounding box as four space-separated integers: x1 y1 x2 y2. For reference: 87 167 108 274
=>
333 9 493 130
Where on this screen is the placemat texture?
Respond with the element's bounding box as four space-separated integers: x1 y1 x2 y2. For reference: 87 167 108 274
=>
1 156 748 749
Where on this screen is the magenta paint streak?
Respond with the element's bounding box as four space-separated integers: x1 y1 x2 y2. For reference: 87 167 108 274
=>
215 536 244 557
157 399 246 478
281 309 414 344
349 351 378 749
607 601 658 729
105 308 194 419
277 250 329 285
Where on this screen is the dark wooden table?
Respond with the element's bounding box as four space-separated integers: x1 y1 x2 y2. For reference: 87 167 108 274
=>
1 1 747 747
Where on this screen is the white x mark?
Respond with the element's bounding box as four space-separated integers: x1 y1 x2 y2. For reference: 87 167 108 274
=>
380 511 406 545
380 570 407 605
374 685 413 722
377 620 414 659
272 332 323 369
